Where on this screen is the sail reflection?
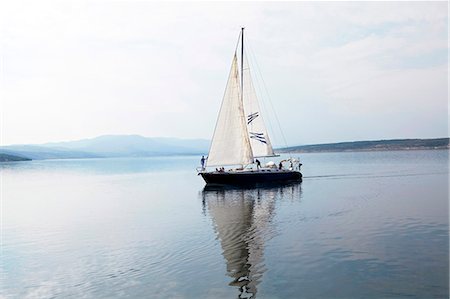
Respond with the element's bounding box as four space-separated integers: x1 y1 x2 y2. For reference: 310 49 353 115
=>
202 183 302 298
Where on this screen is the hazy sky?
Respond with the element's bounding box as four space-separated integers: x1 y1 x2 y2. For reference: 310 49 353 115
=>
1 1 448 146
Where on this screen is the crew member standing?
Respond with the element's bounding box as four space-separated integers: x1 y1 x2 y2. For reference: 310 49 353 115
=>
200 155 206 170
255 159 261 170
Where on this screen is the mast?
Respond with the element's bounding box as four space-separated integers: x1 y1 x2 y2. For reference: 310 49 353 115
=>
241 27 244 104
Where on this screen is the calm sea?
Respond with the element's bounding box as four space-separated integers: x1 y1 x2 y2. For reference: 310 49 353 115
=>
1 150 448 298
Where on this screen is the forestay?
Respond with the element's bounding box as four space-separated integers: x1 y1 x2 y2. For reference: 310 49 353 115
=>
206 55 253 167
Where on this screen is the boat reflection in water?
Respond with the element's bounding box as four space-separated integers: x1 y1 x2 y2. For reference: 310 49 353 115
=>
201 182 302 298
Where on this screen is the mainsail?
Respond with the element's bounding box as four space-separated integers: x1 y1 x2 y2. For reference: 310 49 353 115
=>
206 55 253 167
242 55 275 157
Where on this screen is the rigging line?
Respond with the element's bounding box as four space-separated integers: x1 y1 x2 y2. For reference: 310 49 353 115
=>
255 54 290 151
247 42 291 157
245 35 291 154
242 41 254 133
244 35 280 147
243 34 278 148
235 30 242 53
238 29 254 166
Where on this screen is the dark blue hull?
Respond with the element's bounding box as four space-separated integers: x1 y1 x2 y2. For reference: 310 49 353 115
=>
200 170 302 186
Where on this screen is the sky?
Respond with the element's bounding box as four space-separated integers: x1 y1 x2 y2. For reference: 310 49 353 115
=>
0 1 448 146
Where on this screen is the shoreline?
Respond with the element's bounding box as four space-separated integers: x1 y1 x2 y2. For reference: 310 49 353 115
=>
281 147 449 154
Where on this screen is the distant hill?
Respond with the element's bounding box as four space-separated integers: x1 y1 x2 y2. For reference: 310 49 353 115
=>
0 135 210 160
42 135 210 156
0 146 101 160
1 136 447 162
0 153 32 162
279 138 449 153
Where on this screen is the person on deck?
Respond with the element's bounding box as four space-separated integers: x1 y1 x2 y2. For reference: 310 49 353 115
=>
200 156 206 170
278 162 283 170
255 159 261 170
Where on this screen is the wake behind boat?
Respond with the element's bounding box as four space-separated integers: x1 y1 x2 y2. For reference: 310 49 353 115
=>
198 28 302 186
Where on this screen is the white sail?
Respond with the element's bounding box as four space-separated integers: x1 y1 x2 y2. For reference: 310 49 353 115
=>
242 57 275 157
206 55 253 167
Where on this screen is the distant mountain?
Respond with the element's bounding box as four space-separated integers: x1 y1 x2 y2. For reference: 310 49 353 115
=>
0 135 210 160
0 146 101 160
0 153 32 162
42 135 210 156
279 138 449 153
1 136 447 162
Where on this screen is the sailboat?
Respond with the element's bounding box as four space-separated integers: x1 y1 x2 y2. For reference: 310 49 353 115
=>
199 28 302 186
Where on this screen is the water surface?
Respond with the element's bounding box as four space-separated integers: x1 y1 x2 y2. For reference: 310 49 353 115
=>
1 150 448 298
